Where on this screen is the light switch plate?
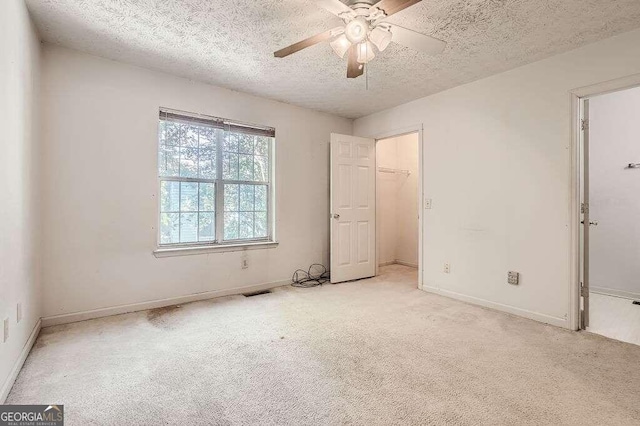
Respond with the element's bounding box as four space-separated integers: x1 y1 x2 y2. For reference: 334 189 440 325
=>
508 271 520 285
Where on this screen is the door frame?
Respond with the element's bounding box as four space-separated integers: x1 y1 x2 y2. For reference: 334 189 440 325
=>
373 125 424 289
569 72 640 330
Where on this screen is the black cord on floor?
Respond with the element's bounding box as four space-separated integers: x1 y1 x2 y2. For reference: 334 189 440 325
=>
291 264 330 288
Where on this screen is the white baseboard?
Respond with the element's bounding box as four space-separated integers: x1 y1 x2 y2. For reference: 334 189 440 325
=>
591 286 640 300
42 279 291 328
0 319 41 404
379 260 418 268
395 260 418 268
421 286 569 329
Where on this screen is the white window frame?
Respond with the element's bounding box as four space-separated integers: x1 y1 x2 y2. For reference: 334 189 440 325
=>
154 108 277 257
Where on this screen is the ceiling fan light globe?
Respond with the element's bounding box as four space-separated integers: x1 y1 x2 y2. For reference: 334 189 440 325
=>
330 34 351 58
370 27 392 52
345 18 368 44
356 41 376 64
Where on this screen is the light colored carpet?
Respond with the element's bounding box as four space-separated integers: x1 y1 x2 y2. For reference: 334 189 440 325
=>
7 265 640 425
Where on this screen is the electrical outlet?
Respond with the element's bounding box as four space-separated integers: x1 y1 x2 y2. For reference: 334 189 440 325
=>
3 318 8 343
17 303 22 323
508 271 520 285
241 252 249 269
444 263 451 274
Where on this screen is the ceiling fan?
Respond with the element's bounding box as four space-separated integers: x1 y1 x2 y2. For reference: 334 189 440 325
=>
274 0 446 78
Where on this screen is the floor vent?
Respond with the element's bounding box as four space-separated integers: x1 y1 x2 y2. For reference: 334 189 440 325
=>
243 289 272 297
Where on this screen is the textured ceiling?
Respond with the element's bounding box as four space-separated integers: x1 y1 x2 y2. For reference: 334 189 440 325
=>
26 0 640 118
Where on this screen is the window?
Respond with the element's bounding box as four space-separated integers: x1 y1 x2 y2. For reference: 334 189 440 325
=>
157 108 274 249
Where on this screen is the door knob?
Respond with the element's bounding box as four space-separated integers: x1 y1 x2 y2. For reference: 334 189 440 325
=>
581 220 598 226
332 214 340 219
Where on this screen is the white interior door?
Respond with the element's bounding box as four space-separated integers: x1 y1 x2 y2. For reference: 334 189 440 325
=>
330 133 376 283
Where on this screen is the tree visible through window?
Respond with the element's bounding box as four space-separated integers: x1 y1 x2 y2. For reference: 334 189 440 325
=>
158 109 273 246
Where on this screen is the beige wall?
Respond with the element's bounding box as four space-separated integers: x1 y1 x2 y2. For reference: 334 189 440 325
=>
355 28 640 329
39 45 352 318
0 0 41 401
376 133 419 267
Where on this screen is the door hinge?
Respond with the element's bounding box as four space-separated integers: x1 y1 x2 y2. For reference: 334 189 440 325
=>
580 282 589 298
581 202 589 214
581 119 589 131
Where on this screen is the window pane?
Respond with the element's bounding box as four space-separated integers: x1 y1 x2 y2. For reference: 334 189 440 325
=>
159 145 180 177
255 212 267 238
224 184 238 211
223 152 239 180
255 137 268 156
254 155 268 182
199 183 215 211
239 154 253 181
164 122 183 146
239 134 254 154
160 181 180 212
255 185 267 211
239 184 254 212
199 148 216 179
239 212 254 239
180 146 198 178
199 212 215 241
224 132 239 152
224 212 239 240
184 125 199 147
180 213 198 243
160 213 180 244
180 182 198 212
199 127 217 149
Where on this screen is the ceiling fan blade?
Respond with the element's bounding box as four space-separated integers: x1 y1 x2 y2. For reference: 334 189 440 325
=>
389 25 446 55
316 0 353 17
274 27 341 58
372 0 422 17
347 45 364 78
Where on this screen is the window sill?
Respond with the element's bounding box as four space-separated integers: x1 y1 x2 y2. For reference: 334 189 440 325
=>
153 241 279 258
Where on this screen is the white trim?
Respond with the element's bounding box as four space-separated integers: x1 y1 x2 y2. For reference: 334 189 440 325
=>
378 260 419 268
395 260 418 268
422 286 569 328
568 72 640 331
42 279 291 327
0 319 41 404
154 241 278 257
591 286 640 301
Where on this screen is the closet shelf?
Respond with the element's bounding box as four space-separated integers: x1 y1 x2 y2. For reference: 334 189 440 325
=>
377 167 411 176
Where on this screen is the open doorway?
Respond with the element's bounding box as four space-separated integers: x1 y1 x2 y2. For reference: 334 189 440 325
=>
579 86 640 346
375 132 420 286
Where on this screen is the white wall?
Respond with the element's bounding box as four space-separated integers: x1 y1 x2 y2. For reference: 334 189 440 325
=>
589 87 640 299
354 28 640 329
39 45 352 318
0 0 41 401
376 134 419 267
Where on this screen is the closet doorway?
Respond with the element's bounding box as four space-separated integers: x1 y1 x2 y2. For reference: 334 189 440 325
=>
376 132 420 284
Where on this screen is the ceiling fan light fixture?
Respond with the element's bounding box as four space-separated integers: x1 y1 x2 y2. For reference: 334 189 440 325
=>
370 26 392 52
345 17 368 44
356 41 376 64
330 34 351 58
